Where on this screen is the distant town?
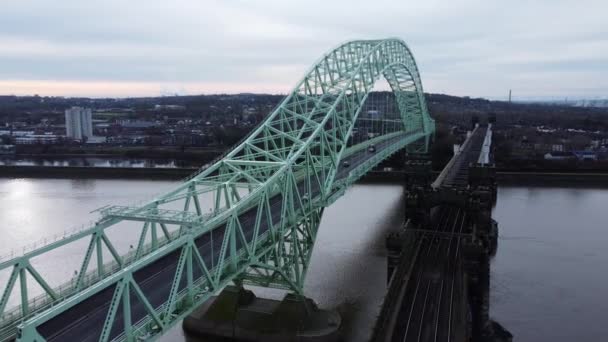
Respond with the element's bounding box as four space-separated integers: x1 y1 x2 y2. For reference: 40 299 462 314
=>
0 93 607 171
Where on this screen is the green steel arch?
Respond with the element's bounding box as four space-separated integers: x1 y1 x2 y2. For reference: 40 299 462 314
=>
9 38 434 342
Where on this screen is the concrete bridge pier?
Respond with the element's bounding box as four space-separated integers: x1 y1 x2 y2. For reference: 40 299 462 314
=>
462 241 491 341
182 286 341 342
385 224 421 283
463 246 511 342
469 163 497 204
386 231 403 283
403 154 434 227
463 203 510 342
404 153 434 189
379 148 408 169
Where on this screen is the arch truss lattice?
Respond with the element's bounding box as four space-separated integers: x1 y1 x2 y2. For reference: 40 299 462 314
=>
9 38 434 342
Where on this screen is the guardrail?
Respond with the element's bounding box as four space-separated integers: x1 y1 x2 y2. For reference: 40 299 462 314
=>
431 125 480 189
371 227 423 342
0 228 183 341
0 220 97 266
477 123 492 165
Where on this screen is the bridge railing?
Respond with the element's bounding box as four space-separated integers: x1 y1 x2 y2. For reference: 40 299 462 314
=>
477 123 492 165
431 125 480 189
0 224 186 341
0 220 97 265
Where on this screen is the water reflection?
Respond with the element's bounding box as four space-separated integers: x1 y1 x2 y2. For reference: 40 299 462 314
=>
71 179 96 191
3 178 33 199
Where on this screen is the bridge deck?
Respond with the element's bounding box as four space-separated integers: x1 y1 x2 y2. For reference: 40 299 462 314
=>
33 133 418 342
441 126 488 188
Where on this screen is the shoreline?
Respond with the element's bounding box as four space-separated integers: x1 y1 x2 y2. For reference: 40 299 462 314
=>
1 165 608 186
360 170 608 186
0 165 197 180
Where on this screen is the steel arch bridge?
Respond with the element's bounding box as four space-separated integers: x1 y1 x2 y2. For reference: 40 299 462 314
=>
1 38 434 342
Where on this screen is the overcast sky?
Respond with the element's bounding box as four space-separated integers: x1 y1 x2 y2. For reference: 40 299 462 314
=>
1 0 606 99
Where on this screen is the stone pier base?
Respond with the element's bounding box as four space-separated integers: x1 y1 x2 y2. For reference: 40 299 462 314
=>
182 286 341 342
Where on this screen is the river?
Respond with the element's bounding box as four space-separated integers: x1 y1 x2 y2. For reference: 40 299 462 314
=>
0 178 607 341
491 186 608 341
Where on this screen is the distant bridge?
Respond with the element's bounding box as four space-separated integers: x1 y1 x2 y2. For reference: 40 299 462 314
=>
0 38 435 341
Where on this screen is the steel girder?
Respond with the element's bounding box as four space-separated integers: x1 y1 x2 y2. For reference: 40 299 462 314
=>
8 38 434 342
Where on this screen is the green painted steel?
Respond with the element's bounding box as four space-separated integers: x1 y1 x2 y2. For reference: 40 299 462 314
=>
2 38 434 342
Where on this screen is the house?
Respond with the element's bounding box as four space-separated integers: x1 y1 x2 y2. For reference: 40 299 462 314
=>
0 145 15 155
572 151 598 161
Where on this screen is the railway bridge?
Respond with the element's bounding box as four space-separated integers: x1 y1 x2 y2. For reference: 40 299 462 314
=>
373 123 512 342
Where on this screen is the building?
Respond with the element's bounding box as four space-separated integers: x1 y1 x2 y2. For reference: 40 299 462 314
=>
15 134 60 145
572 151 598 161
153 104 185 111
85 136 107 144
0 145 15 155
544 151 576 160
65 107 93 140
116 119 158 129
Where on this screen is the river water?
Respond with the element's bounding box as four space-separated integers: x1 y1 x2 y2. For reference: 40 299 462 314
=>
0 178 607 341
491 186 608 341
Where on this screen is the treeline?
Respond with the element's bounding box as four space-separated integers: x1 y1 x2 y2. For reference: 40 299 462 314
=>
426 93 608 131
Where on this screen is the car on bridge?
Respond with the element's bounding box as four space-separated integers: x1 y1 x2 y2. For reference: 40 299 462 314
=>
368 144 376 153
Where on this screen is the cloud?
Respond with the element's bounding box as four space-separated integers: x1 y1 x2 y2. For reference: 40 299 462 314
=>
0 0 606 98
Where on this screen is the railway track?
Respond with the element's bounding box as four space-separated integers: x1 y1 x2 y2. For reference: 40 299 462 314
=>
377 124 494 342
389 207 467 342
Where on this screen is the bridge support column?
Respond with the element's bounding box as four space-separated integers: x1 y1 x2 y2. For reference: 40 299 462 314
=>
183 286 341 342
385 232 402 283
385 223 420 283
389 153 433 282
463 207 510 342
404 153 433 189
463 247 510 342
404 154 433 227
463 246 492 341
469 163 497 203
